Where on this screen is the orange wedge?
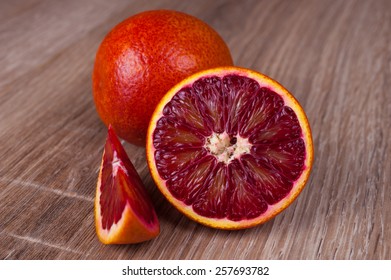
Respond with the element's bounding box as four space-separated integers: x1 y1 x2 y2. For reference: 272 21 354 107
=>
95 125 159 243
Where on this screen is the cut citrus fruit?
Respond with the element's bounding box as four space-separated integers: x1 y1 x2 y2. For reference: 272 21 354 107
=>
95 125 159 244
146 67 313 230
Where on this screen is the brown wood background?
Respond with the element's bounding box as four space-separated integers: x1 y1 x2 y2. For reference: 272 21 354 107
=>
1 0 390 260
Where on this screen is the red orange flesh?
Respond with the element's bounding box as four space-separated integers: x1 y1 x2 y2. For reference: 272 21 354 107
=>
95 126 159 244
147 67 313 230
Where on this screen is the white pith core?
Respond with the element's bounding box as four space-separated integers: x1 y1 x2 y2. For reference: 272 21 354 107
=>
111 150 126 177
205 132 252 164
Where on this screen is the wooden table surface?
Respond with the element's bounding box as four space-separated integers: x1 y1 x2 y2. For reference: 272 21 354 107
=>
1 0 390 260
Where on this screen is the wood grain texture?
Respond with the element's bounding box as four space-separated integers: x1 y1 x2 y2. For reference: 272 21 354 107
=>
1 0 390 260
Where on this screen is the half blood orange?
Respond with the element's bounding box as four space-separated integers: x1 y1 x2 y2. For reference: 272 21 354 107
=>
146 67 313 230
95 126 159 244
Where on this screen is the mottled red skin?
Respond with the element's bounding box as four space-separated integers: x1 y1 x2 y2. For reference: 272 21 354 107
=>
93 10 233 146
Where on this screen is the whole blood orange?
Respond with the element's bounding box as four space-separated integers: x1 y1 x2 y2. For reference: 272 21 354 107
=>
95 125 159 244
92 10 233 146
146 67 313 230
